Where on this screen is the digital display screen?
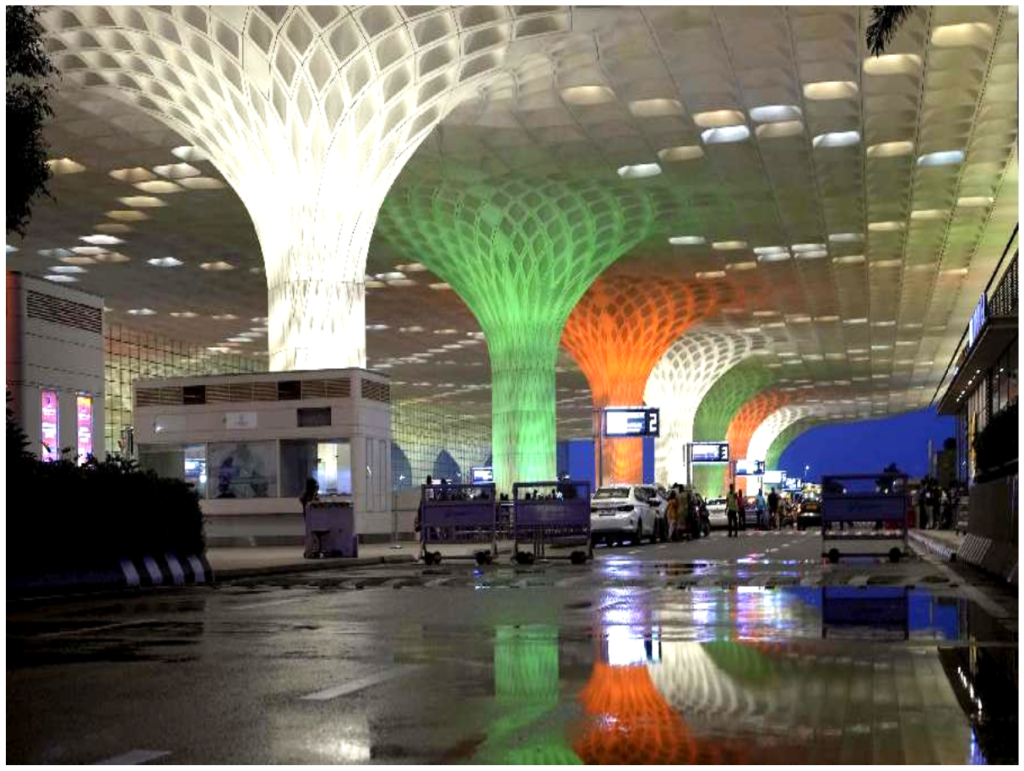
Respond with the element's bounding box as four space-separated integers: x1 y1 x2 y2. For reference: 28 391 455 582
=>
471 466 494 484
41 390 59 462
735 458 765 476
76 394 93 464
691 441 729 463
604 407 660 437
762 469 787 485
784 477 802 491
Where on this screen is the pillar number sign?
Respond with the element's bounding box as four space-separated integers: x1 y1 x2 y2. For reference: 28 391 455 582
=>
41 390 59 462
77 393 93 464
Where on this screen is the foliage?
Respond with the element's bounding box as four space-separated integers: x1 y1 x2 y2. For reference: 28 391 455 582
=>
7 407 205 574
973 401 1018 479
866 6 915 56
7 5 57 237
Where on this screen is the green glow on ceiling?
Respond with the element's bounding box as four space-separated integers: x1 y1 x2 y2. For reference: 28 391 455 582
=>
378 166 663 491
473 625 582 765
765 418 818 473
691 360 775 499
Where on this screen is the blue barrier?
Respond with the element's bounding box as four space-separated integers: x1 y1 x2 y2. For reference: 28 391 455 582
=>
419 483 497 564
512 481 591 562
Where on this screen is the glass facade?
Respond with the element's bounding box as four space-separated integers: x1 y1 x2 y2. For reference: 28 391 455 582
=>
391 400 491 490
104 323 265 455
991 338 1018 416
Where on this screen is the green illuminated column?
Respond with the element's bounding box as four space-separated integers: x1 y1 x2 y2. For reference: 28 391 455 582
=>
378 167 658 491
691 360 775 499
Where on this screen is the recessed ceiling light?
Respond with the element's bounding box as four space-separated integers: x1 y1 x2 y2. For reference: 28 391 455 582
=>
560 85 615 105
873 320 897 327
628 98 683 118
94 252 131 263
94 223 132 234
178 177 227 190
693 109 745 128
815 315 840 323
109 167 156 183
50 265 87 274
917 150 964 168
803 81 858 100
870 259 902 269
71 246 109 256
792 243 826 252
833 255 865 265
749 104 802 123
931 22 994 48
829 233 863 243
669 235 705 246
153 163 201 179
866 141 915 158
752 310 779 317
200 261 234 271
387 279 416 287
171 145 209 162
712 240 747 250
226 337 252 343
80 234 124 246
211 314 238 320
377 272 406 281
5 244 17 254
251 317 268 323
148 257 184 267
863 53 923 76
44 274 78 283
657 145 704 162
396 262 427 272
696 271 726 279
429 282 451 290
701 125 750 144
47 158 86 174
756 121 804 139
812 131 861 148
942 267 969 277
399 326 424 333
106 210 149 222
616 163 661 179
207 346 231 354
725 261 757 271
127 308 156 316
59 255 96 265
433 328 458 335
365 280 386 289
134 180 185 194
170 311 198 318
366 324 389 331
957 196 994 208
868 221 904 232
118 196 166 208
911 209 946 221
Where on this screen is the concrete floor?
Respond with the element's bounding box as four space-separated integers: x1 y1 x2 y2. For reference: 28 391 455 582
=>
7 531 1018 764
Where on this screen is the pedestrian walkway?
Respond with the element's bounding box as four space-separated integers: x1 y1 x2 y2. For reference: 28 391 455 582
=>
207 544 415 580
908 528 964 562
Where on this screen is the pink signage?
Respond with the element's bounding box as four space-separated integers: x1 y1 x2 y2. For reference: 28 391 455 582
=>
77 394 93 464
41 390 59 462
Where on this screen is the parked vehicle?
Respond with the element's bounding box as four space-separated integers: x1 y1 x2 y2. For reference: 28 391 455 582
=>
590 485 665 546
705 497 728 530
797 497 822 530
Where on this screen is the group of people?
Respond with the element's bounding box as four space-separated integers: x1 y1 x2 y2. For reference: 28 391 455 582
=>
917 478 963 530
724 484 784 537
663 485 705 541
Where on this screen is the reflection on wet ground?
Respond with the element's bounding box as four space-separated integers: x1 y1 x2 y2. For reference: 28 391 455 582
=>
6 553 1018 765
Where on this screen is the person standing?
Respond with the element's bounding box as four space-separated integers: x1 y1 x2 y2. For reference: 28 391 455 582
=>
726 484 740 538
756 487 767 530
665 491 681 541
737 492 747 532
767 488 780 530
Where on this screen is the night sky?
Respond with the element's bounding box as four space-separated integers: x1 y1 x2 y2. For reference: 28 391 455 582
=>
778 408 957 484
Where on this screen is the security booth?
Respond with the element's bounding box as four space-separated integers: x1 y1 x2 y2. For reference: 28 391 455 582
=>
132 368 392 548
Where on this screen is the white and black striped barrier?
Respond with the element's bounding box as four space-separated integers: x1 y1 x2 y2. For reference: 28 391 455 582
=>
119 553 213 588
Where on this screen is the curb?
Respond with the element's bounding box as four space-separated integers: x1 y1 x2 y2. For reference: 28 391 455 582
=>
211 553 416 581
907 530 959 562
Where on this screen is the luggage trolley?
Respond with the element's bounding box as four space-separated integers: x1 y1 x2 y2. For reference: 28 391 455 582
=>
821 472 909 563
512 480 592 565
419 483 498 566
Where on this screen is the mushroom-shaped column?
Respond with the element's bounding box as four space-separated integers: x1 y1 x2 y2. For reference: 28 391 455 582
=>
746 405 827 468
724 390 796 496
561 271 722 486
644 329 765 486
378 170 658 491
765 417 822 473
40 5 574 370
690 360 777 499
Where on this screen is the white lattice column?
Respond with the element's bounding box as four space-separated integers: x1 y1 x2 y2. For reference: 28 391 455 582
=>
644 328 765 486
41 5 574 370
746 405 824 464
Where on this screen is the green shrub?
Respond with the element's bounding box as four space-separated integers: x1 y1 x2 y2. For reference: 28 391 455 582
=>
7 401 204 574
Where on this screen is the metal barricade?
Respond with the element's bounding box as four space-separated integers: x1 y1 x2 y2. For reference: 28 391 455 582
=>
419 483 498 566
512 481 592 564
821 472 909 563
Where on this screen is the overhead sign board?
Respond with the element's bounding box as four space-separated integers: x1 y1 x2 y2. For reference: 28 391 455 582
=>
691 441 729 464
967 293 987 349
783 477 802 492
604 407 660 437
763 469 787 485
471 466 494 484
735 458 765 476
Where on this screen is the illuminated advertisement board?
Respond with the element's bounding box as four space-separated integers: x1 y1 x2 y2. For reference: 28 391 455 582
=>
471 466 494 484
967 293 987 349
41 390 59 462
735 458 765 476
603 407 660 437
691 441 729 463
76 393 93 464
783 477 802 492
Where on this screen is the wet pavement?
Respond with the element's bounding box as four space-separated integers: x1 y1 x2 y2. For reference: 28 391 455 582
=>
7 531 1018 764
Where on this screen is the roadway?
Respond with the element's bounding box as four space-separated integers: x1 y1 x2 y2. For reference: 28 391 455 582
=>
7 530 1018 764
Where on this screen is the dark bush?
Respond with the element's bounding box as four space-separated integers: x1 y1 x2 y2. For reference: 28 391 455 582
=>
973 400 1018 480
7 402 204 574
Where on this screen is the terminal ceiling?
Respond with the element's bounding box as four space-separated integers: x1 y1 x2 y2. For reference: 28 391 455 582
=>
7 4 1018 441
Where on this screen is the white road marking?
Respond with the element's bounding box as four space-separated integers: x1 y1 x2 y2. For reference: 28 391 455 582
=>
37 619 157 639
595 588 655 612
95 749 170 765
300 665 420 701
799 575 822 587
848 574 870 586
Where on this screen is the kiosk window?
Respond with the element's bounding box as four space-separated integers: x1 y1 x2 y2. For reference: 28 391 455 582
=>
297 407 331 427
278 380 301 401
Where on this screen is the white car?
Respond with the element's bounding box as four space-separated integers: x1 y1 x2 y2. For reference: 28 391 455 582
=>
590 485 664 546
705 497 728 529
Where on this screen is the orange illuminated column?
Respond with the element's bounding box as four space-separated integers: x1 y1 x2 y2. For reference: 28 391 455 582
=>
725 389 795 496
562 269 726 486
574 662 698 764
